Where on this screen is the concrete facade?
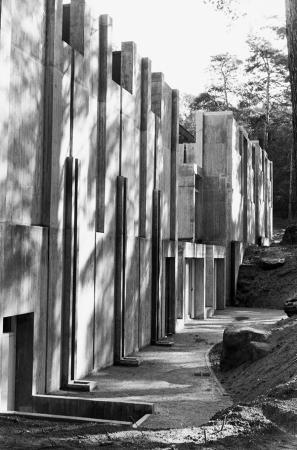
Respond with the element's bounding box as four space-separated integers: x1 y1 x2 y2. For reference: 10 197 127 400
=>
178 111 273 309
0 1 272 415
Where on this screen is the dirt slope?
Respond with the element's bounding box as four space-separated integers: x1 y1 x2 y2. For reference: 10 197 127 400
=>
236 221 297 308
236 244 297 308
211 316 297 403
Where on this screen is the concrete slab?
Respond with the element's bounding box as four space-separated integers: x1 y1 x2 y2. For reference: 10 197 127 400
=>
55 307 284 429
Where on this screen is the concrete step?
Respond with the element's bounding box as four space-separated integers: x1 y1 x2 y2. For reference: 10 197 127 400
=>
29 393 154 424
64 380 97 392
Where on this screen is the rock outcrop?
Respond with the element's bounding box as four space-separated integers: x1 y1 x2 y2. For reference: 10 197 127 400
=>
221 326 271 371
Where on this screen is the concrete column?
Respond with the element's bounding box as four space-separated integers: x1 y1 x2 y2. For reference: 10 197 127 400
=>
194 258 205 319
42 0 65 394
205 246 215 309
216 259 226 310
177 245 184 321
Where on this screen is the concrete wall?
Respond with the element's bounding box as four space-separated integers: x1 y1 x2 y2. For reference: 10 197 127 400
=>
0 0 180 408
0 2 273 413
177 111 273 307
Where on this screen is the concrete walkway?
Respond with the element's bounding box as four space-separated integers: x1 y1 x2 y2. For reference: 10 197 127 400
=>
83 308 285 429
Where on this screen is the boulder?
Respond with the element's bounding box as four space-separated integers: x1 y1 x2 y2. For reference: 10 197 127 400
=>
259 257 285 270
221 326 269 371
281 225 297 245
223 326 268 349
250 341 272 361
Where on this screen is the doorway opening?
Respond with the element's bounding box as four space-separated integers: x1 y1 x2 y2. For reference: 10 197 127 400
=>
1 313 34 412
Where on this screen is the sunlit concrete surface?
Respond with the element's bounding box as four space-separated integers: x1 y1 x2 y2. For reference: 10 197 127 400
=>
56 308 285 429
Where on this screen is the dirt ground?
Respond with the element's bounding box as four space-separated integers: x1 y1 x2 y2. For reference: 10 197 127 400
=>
236 221 297 309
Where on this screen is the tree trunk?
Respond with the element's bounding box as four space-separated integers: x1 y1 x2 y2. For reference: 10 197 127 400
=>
264 67 270 151
286 0 297 214
289 146 293 221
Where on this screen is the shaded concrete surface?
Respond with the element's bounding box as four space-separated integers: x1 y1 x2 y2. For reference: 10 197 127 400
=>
73 307 285 429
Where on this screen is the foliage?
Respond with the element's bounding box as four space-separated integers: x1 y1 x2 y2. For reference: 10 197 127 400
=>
203 0 242 20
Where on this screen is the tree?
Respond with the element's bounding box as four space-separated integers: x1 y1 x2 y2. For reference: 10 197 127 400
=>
203 0 241 20
244 35 288 150
286 0 297 217
207 53 242 109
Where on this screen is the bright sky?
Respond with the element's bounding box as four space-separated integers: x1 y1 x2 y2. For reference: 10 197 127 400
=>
88 0 286 95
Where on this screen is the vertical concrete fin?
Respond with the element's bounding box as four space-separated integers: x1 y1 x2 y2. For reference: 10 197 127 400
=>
70 0 85 55
151 72 164 117
196 111 204 167
97 14 112 232
170 89 179 240
139 57 152 237
121 41 137 94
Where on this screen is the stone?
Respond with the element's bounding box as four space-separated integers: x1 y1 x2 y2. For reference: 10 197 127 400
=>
223 326 268 349
281 225 297 245
250 341 272 361
259 257 285 270
221 326 269 371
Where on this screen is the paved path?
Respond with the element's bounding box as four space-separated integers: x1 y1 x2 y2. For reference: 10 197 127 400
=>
84 308 285 429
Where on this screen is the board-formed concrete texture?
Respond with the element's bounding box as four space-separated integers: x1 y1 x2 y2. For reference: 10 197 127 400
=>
0 1 272 418
178 111 273 306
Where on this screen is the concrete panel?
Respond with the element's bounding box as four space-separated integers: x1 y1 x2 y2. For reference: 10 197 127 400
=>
0 0 12 219
124 237 140 356
11 0 46 63
6 45 44 224
138 238 152 348
178 186 195 240
94 233 115 370
46 227 63 392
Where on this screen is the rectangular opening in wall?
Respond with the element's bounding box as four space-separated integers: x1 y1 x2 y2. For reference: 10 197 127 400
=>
2 316 17 334
15 313 34 412
183 144 187 163
62 3 70 45
3 317 12 333
112 51 122 85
